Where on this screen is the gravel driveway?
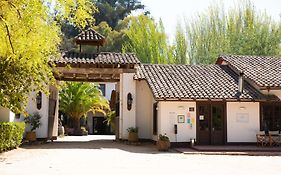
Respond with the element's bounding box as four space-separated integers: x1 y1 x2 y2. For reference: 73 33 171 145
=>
1 135 281 175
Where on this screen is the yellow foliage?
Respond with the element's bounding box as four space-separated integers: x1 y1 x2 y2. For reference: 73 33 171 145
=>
0 0 96 113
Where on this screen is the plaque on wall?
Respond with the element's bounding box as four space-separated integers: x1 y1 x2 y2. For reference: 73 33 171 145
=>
177 115 185 123
189 107 195 112
236 113 249 123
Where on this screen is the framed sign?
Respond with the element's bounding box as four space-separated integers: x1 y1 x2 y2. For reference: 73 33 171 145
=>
236 113 249 123
189 107 195 112
178 115 185 123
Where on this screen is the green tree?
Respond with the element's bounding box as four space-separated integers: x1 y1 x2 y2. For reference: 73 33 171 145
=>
94 0 146 29
0 0 96 113
59 82 109 134
186 1 281 64
122 15 173 64
173 23 188 64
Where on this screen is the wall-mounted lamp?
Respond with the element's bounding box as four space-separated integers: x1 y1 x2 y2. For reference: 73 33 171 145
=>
178 106 185 110
127 93 133 111
239 106 246 110
36 91 42 110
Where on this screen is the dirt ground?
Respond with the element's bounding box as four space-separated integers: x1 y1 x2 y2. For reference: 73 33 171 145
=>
1 135 281 175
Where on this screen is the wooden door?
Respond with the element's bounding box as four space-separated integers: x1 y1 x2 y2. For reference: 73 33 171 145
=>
197 103 211 145
211 104 224 145
197 102 225 145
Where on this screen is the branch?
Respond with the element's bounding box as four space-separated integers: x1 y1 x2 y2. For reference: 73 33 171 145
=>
8 2 21 19
0 16 15 54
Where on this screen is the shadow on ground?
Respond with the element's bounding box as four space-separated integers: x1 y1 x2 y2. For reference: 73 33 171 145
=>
20 136 176 155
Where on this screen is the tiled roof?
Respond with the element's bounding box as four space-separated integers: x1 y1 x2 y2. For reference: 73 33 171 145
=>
135 64 278 101
74 28 105 45
54 52 140 65
218 55 281 89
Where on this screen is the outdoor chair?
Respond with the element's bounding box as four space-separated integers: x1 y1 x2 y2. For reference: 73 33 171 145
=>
276 135 281 147
256 132 266 147
269 131 280 146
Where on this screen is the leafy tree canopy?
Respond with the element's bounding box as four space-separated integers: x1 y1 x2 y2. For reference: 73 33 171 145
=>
186 1 281 64
0 0 96 113
122 15 173 64
94 0 146 29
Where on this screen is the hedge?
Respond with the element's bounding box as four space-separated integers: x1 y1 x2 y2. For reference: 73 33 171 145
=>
0 122 25 152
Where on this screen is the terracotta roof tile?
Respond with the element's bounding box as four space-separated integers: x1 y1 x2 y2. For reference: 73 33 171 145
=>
218 55 281 88
135 64 278 101
74 28 105 45
55 52 140 65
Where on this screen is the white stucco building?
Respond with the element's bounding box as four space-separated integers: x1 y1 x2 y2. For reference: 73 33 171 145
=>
1 29 280 145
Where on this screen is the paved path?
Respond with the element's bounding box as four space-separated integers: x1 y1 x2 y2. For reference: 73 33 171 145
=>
1 135 281 175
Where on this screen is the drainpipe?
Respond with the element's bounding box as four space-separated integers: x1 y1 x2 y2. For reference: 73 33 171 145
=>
238 72 244 95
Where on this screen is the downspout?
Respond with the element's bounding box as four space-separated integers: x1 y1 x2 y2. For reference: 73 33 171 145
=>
238 72 244 97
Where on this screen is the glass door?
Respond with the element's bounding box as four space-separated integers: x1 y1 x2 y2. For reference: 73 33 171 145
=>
211 104 224 145
197 104 210 145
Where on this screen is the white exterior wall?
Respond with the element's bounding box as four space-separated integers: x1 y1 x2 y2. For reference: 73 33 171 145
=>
136 80 155 139
97 82 116 100
261 89 281 99
25 92 49 138
119 73 136 139
227 102 260 143
158 101 196 142
0 106 15 122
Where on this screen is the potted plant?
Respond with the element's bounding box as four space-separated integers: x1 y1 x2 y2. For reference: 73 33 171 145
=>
127 127 138 142
157 134 170 151
24 112 41 141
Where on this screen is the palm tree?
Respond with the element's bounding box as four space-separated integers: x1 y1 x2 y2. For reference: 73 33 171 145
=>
59 82 110 134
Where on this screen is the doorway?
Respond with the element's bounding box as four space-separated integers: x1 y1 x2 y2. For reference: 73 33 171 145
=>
197 102 226 145
93 117 114 135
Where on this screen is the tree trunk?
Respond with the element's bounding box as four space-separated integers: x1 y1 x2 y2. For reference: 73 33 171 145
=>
73 117 81 136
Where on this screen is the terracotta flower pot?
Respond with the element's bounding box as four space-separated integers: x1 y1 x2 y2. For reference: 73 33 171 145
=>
157 140 170 151
26 131 36 142
128 132 138 142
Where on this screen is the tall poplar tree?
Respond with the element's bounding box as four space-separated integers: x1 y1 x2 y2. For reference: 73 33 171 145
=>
186 1 281 64
122 15 173 64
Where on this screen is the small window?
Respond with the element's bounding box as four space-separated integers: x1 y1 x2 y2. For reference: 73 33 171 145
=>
99 84 106 96
260 103 281 131
15 114 21 119
36 91 42 110
153 103 158 135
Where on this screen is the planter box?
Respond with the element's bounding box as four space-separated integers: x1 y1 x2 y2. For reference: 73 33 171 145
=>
26 131 36 142
128 132 138 142
157 140 170 151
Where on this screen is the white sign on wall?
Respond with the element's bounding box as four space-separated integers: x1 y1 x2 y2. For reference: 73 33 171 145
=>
236 113 249 123
169 112 177 123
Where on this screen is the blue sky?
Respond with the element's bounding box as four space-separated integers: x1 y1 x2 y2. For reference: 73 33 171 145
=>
139 0 281 39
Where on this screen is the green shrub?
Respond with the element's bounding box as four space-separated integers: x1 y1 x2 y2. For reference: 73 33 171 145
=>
127 127 138 133
0 122 25 152
159 134 169 141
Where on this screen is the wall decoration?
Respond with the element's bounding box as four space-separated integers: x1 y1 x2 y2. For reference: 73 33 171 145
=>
191 117 195 125
187 112 191 124
189 107 195 112
236 113 249 123
177 115 185 123
169 112 177 123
